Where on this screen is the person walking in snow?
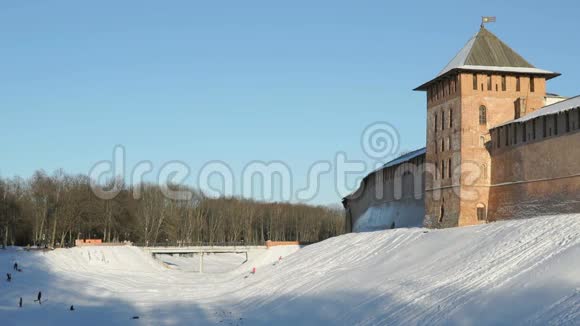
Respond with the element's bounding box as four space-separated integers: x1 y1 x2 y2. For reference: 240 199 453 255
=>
37 291 42 304
6 273 11 282
13 262 18 271
245 267 257 279
19 297 22 308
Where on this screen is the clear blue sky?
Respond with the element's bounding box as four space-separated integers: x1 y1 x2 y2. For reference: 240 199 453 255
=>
1 0 578 205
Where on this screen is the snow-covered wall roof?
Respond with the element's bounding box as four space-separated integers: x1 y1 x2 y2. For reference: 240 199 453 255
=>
382 147 427 169
343 147 426 202
493 95 580 129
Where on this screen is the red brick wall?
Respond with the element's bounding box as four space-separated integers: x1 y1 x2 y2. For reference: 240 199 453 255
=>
265 241 300 248
75 239 103 246
488 123 580 220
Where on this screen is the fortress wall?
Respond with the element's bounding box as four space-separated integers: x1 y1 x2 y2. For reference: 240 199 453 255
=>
488 124 580 220
345 157 426 232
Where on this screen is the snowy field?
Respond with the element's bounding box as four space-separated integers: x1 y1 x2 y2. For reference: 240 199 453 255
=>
1 214 579 325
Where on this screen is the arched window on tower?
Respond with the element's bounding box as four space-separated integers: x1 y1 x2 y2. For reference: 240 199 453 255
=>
479 106 487 125
448 159 452 180
439 199 445 223
481 164 488 180
449 108 453 128
477 203 487 221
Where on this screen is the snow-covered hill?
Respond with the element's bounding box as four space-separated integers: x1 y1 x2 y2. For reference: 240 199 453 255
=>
1 215 579 325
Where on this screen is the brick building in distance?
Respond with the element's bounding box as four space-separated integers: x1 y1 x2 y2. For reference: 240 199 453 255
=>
343 26 580 232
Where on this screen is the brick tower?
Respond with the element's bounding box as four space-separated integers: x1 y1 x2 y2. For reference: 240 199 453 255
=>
414 26 559 227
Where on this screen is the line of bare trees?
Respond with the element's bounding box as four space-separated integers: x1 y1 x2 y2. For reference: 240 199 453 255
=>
0 170 344 247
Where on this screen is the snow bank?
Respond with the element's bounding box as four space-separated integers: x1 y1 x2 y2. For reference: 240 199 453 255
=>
353 200 424 232
0 215 578 325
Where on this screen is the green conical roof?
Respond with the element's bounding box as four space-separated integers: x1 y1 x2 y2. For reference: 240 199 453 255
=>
439 27 534 75
415 27 559 91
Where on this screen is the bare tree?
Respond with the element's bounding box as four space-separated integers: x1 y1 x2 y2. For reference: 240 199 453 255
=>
0 170 345 246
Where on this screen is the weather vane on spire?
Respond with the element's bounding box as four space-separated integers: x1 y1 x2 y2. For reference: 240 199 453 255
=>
481 16 496 28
